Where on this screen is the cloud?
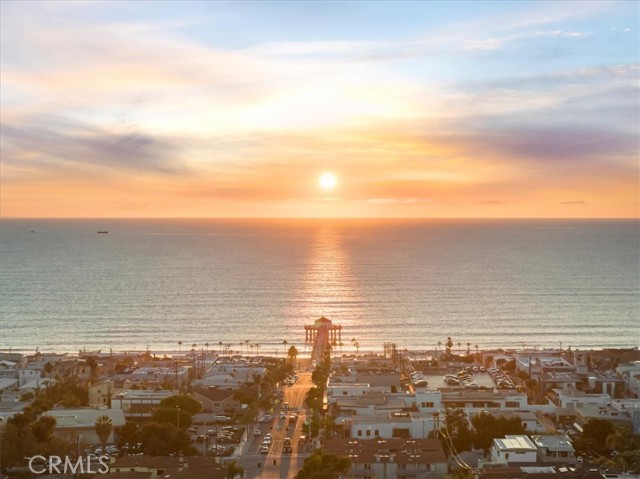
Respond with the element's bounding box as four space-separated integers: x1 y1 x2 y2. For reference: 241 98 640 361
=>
1 116 184 178
364 198 421 205
464 29 589 50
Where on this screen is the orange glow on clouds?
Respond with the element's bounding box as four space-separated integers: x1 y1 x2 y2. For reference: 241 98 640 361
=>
0 2 638 218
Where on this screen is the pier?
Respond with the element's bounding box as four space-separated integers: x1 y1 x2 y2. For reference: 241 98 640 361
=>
304 316 342 365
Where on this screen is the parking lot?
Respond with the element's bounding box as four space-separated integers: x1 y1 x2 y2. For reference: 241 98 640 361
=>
411 367 517 391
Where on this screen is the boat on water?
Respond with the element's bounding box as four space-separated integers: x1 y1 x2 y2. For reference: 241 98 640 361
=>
97 231 109 234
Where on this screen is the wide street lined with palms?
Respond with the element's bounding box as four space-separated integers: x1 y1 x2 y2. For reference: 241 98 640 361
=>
238 371 313 479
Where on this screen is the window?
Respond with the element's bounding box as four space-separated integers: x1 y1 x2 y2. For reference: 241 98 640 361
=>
505 401 519 407
364 464 372 470
343 391 348 395
357 430 362 437
421 402 434 407
374 429 379 436
366 430 371 437
400 463 407 470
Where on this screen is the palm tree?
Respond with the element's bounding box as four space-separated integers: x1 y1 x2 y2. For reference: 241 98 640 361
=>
466 342 471 355
353 341 360 356
178 341 182 356
446 337 453 355
458 342 462 355
43 362 53 399
218 341 223 355
288 345 298 364
225 460 245 479
255 343 260 356
249 344 254 356
95 415 113 453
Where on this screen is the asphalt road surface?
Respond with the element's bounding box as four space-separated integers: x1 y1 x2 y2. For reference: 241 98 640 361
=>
239 372 313 479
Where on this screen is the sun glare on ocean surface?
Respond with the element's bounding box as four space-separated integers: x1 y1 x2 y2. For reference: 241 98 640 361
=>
319 172 337 190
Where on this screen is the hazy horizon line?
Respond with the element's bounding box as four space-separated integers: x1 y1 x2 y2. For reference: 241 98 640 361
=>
2 216 638 221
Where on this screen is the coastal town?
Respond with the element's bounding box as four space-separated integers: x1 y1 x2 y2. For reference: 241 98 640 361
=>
1 317 639 479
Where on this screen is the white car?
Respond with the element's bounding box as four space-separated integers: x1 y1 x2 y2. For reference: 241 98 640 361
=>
258 414 274 423
262 437 272 445
259 445 269 454
253 429 261 436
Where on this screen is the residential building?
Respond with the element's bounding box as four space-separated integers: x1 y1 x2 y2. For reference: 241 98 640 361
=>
491 435 538 466
192 387 241 414
44 408 125 445
547 389 611 408
442 390 528 411
109 456 226 479
18 365 42 386
111 390 173 419
531 435 576 466
324 438 448 479
345 411 438 439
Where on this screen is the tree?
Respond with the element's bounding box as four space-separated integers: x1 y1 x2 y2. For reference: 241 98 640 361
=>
304 387 324 412
442 408 473 453
225 460 245 479
446 337 453 355
86 357 98 380
288 345 299 364
573 418 615 455
471 412 525 456
117 421 141 450
159 395 202 415
95 415 113 452
294 449 350 479
43 362 54 398
152 407 192 428
31 415 56 443
138 422 195 456
447 468 474 479
1 422 37 467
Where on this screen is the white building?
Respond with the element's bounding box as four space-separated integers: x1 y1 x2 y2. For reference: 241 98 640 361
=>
346 411 438 440
551 388 611 408
441 390 528 411
18 365 42 386
491 435 537 465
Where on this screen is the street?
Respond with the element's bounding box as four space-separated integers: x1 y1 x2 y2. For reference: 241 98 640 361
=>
238 372 313 479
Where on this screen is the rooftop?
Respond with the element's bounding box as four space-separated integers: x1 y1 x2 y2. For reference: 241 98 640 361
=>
45 408 126 428
532 435 575 452
494 435 537 452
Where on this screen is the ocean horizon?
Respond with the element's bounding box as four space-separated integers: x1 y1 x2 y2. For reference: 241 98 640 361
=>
1 218 638 354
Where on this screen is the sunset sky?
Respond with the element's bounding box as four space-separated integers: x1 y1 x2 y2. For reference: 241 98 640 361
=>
1 0 638 218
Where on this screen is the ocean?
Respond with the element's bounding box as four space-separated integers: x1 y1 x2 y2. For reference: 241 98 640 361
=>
1 219 638 354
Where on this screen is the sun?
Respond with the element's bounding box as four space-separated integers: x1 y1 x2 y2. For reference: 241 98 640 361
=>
319 172 337 190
